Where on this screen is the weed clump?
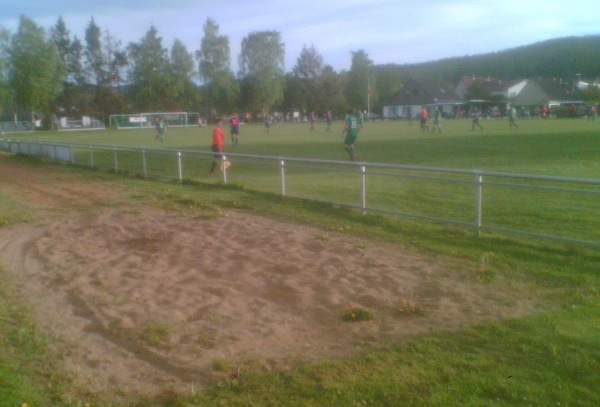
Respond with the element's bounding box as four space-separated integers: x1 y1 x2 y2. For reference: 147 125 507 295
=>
342 307 374 322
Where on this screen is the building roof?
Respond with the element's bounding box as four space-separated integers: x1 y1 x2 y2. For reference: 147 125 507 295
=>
387 78 460 106
512 78 584 106
456 75 525 94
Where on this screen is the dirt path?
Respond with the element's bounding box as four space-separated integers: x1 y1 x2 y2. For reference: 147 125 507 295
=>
0 157 537 402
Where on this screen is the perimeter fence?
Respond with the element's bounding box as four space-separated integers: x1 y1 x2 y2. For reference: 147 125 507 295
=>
2 138 599 247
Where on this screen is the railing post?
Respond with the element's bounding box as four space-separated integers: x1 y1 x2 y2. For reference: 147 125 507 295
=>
361 164 367 215
90 147 94 168
475 173 483 237
177 151 183 181
222 155 228 184
113 148 118 172
280 159 286 196
142 149 147 178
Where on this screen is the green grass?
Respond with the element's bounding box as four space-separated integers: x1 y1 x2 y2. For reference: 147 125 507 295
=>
5 118 600 244
6 117 600 175
0 118 599 405
0 266 74 407
189 305 598 406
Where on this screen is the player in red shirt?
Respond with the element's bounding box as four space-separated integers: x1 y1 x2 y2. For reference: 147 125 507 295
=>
209 119 224 176
420 107 429 132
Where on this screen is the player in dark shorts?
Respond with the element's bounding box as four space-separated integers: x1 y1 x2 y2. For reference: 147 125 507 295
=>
230 113 240 146
342 109 359 161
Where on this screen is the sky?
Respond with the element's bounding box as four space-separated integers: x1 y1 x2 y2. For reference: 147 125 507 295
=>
1 0 598 74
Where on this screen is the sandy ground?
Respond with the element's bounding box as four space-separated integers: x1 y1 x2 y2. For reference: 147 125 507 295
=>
0 157 537 402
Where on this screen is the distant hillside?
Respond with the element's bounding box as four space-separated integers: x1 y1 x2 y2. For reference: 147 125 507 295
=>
377 35 600 83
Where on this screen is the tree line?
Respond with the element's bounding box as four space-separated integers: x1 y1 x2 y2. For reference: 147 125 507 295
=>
1 15 598 129
0 15 376 128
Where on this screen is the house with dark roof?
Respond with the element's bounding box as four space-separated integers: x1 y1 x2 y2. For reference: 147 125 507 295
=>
382 78 462 119
455 76 527 100
512 78 584 107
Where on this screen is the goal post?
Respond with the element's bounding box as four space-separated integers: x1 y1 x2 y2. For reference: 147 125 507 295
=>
109 112 201 130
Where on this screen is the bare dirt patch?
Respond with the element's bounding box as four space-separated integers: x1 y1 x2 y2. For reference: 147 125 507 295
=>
0 158 537 402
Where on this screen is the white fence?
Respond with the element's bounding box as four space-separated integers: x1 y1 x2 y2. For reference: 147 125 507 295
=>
2 138 599 248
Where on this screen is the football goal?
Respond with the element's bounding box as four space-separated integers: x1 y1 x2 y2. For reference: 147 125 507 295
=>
109 112 201 130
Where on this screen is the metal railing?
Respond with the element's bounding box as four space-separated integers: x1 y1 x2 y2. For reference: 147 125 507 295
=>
2 138 599 247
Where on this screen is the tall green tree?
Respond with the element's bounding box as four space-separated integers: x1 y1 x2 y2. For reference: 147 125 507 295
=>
51 17 86 117
100 30 128 116
84 18 105 85
0 27 12 117
8 15 65 128
170 39 200 111
196 18 237 117
373 65 404 114
344 50 373 113
196 18 230 83
281 72 303 115
238 31 285 114
292 44 323 113
127 25 174 111
83 18 128 120
316 65 346 117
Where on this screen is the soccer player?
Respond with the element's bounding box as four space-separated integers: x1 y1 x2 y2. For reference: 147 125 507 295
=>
508 105 519 129
342 109 359 161
309 111 316 132
420 107 429 132
357 110 364 132
325 111 332 133
433 106 442 134
209 119 224 176
155 117 166 142
471 109 483 131
230 113 240 146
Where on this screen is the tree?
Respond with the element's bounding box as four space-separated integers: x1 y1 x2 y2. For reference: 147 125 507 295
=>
98 30 128 116
345 50 374 113
196 18 237 117
127 25 174 111
316 65 346 117
292 44 323 113
51 17 87 117
8 15 65 128
373 65 404 115
293 44 323 81
0 27 12 117
238 31 285 114
83 19 128 120
196 18 230 83
170 39 200 111
582 86 600 103
84 18 105 85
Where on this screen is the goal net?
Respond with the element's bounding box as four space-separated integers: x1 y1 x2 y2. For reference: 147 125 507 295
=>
109 112 201 130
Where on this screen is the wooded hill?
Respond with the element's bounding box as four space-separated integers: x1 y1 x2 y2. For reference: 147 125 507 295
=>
375 35 600 83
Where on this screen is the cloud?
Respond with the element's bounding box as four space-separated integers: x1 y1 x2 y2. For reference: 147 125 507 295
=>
1 0 598 72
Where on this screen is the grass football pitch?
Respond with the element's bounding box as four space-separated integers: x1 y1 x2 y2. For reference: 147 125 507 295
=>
1 116 599 406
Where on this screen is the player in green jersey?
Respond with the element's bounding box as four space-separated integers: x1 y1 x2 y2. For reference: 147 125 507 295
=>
342 109 359 161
